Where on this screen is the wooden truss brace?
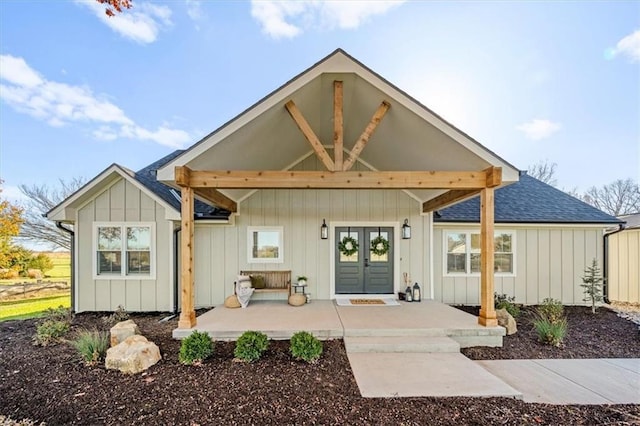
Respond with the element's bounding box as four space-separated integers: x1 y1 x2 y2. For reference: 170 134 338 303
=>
285 80 390 172
175 166 238 213
422 167 502 212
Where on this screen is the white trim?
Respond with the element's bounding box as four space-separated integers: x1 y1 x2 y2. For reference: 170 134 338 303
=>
74 210 80 312
329 221 400 299
428 212 435 300
92 222 157 280
442 229 517 277
433 222 612 229
247 226 284 264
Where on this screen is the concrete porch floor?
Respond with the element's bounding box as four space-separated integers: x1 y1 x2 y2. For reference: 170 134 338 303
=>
172 299 505 348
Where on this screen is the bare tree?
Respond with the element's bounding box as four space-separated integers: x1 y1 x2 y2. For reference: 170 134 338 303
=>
527 160 558 186
17 178 86 250
584 179 640 216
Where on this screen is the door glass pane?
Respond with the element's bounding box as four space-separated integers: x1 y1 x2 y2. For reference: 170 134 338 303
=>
339 231 358 262
370 231 389 262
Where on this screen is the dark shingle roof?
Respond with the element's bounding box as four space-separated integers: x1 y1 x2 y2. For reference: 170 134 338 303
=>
435 173 622 224
134 150 230 219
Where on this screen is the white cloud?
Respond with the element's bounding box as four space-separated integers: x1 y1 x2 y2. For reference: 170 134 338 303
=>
516 119 562 141
0 54 190 149
186 0 204 21
76 0 172 44
611 29 640 62
250 0 404 39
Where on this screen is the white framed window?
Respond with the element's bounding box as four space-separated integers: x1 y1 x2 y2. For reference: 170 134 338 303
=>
94 223 155 279
444 230 515 276
247 226 284 264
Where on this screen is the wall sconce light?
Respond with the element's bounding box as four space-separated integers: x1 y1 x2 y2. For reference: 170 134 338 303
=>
321 219 328 240
402 219 411 239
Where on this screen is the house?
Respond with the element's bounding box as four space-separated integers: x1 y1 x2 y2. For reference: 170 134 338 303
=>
606 213 640 304
47 49 621 330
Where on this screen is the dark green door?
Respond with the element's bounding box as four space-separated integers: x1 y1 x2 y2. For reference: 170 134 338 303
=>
335 227 394 294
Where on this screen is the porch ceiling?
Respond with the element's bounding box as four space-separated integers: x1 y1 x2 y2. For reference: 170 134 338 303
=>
158 51 519 205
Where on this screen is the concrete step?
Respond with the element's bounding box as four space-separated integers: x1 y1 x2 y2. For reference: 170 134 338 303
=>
344 336 460 353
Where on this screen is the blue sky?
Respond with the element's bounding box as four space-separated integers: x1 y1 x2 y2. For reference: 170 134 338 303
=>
1 0 638 202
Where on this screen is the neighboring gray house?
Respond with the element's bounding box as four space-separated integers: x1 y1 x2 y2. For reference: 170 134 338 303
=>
47 50 620 329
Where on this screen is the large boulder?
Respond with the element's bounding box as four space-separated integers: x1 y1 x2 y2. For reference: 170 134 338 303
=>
496 308 517 335
110 319 140 347
105 335 161 374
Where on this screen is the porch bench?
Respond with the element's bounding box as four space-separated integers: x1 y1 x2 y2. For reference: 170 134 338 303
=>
236 270 292 296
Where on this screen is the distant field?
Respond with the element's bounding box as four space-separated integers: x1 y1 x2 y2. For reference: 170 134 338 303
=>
0 251 70 285
0 295 71 321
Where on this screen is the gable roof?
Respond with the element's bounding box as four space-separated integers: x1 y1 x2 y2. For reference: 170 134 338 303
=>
156 48 521 205
435 173 622 224
46 151 229 223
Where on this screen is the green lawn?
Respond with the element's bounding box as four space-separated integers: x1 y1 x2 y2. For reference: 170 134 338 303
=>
0 295 71 321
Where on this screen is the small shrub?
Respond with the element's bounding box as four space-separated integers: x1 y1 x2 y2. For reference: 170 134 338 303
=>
537 298 564 323
179 330 214 365
73 330 109 365
101 305 130 326
234 331 269 362
33 319 70 346
581 258 604 314
494 293 520 318
0 268 19 279
533 316 567 347
290 331 323 363
32 305 73 346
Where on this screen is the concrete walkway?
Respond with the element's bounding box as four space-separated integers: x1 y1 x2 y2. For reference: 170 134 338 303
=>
477 358 640 404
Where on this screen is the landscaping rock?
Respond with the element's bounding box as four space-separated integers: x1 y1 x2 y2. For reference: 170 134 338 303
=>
496 308 517 335
110 319 140 347
105 335 161 374
224 295 241 308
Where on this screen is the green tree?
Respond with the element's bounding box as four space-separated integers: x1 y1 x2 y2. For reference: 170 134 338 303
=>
581 259 604 314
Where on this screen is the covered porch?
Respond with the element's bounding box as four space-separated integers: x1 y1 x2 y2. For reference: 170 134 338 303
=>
172 300 505 348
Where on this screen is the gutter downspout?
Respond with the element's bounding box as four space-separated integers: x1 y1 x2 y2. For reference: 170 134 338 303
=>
173 226 181 315
55 222 75 312
603 223 626 304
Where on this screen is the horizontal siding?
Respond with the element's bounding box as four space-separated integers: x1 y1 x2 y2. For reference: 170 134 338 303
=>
434 225 606 305
608 229 640 304
193 155 431 307
76 178 173 312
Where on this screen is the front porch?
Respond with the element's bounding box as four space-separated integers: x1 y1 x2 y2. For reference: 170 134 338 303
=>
172 300 505 348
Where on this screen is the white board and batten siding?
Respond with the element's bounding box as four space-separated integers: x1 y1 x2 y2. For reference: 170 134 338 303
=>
192 155 431 308
433 224 606 306
76 178 174 312
608 229 640 304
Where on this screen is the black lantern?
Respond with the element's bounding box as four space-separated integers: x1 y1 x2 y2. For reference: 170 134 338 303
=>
405 285 413 302
412 282 421 302
320 219 328 240
402 219 411 239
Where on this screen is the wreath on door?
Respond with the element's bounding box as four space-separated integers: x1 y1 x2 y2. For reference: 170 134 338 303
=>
370 235 390 256
339 235 359 257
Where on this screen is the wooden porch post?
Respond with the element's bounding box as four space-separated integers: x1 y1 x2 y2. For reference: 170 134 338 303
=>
178 185 196 329
478 187 497 326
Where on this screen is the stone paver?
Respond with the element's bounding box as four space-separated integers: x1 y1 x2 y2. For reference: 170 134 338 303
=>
477 359 640 405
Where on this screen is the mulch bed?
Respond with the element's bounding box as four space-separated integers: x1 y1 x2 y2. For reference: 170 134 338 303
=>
0 308 639 425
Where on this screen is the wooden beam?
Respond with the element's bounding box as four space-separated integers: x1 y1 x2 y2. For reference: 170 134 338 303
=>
187 170 490 189
285 100 335 171
333 81 343 171
343 101 390 171
175 166 191 187
422 189 481 213
478 187 498 327
485 166 502 188
194 188 237 213
178 186 196 329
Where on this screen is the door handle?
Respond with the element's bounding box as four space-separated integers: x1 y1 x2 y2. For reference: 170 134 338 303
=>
364 258 369 267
